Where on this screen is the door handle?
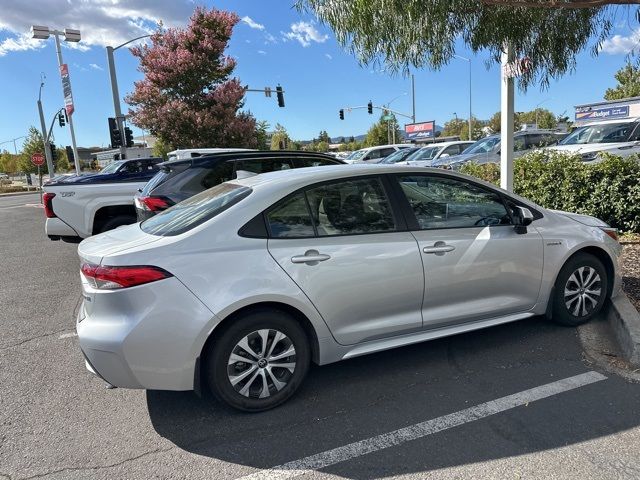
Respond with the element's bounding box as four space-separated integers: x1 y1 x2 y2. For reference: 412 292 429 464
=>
423 243 455 255
291 250 331 264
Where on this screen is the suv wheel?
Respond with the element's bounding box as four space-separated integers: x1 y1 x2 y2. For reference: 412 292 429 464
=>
205 310 310 412
552 253 608 326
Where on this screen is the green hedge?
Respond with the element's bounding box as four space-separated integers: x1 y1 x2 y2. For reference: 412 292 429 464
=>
459 151 640 233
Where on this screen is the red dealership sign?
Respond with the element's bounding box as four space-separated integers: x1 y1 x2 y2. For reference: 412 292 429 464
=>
405 121 435 140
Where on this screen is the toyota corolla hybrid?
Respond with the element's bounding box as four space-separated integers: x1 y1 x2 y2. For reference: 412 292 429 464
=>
76 165 621 411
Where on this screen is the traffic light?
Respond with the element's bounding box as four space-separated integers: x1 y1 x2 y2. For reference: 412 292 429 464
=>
367 101 373 114
276 85 285 108
124 126 134 148
339 109 344 120
65 146 74 166
108 117 122 147
58 111 66 127
49 143 57 165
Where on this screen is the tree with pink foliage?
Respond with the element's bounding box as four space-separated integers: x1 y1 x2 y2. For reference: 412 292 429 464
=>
126 7 257 149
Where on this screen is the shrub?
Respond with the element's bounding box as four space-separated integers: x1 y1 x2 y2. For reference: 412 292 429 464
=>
459 151 640 233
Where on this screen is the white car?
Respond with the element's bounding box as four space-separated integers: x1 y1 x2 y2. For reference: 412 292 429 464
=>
167 148 254 161
546 118 640 162
344 144 412 164
77 164 621 411
406 141 475 167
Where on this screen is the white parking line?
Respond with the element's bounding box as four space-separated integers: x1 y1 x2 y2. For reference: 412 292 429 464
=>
58 332 78 339
238 371 607 480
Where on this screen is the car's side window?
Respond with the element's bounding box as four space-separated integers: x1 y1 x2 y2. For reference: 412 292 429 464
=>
442 145 460 156
266 193 315 238
236 158 293 174
305 178 396 236
293 158 339 168
396 175 512 229
201 161 234 189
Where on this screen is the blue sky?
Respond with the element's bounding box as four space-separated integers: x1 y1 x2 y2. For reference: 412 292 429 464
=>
0 1 639 150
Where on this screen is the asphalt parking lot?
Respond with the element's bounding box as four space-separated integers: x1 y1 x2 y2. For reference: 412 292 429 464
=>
2 192 640 480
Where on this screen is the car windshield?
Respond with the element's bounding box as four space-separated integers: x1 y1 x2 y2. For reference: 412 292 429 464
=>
464 137 500 154
141 183 251 236
347 150 367 161
407 146 440 161
99 161 125 174
380 148 417 164
560 122 637 145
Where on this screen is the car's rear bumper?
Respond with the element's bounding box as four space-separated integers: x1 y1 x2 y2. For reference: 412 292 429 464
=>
45 217 80 239
76 276 217 391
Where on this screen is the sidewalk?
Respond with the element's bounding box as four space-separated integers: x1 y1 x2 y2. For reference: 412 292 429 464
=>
621 243 640 312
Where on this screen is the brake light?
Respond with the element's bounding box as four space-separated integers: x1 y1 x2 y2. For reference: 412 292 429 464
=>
135 195 173 212
43 192 56 218
599 227 619 242
80 264 173 289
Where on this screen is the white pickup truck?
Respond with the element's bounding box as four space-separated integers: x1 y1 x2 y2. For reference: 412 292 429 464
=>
43 158 162 242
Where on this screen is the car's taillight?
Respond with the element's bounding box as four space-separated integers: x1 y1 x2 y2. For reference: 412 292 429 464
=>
135 195 173 212
599 227 619 242
43 192 56 218
80 264 173 289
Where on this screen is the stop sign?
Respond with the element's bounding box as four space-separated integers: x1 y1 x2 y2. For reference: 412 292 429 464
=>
31 153 45 166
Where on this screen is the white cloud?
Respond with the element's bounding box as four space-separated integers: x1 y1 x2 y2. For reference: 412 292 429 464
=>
325 53 332 60
264 32 277 44
241 16 264 31
0 0 193 56
0 33 44 56
257 50 266 55
89 63 103 71
601 30 640 55
282 21 328 47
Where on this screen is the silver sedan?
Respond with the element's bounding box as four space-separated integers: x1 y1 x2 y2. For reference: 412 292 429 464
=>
76 165 622 411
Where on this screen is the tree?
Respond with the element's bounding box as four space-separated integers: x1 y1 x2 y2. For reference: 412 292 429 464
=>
441 117 484 140
301 1 617 89
152 138 173 159
365 114 402 146
0 150 19 174
518 108 557 129
18 127 47 174
604 63 640 100
127 7 257 149
255 120 270 150
271 124 291 150
318 130 331 143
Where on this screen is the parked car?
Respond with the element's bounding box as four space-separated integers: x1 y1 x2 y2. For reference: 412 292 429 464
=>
432 130 564 168
43 157 162 241
378 147 421 164
545 118 640 162
135 151 345 221
406 141 475 167
77 164 621 411
344 144 412 164
0 172 9 179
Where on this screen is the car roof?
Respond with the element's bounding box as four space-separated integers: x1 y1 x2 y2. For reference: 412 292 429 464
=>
356 144 412 151
159 150 344 168
419 140 473 148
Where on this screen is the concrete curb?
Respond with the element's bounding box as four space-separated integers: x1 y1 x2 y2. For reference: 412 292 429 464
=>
607 292 640 367
0 190 41 198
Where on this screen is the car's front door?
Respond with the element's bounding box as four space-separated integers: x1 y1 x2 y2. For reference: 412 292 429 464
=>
392 173 544 329
266 176 424 345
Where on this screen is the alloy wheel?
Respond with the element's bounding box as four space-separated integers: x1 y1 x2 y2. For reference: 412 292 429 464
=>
563 266 602 317
227 329 297 399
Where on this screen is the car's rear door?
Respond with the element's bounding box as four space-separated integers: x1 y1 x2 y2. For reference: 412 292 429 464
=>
391 173 544 329
266 175 424 345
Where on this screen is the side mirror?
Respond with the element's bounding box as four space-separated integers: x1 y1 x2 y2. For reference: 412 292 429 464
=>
513 206 534 234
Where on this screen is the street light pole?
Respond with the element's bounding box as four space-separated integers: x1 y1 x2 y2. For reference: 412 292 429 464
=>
31 26 82 174
37 74 55 178
535 98 552 129
106 34 152 160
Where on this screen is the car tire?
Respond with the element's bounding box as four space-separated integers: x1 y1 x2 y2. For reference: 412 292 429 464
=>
98 215 137 234
551 253 608 326
205 309 310 412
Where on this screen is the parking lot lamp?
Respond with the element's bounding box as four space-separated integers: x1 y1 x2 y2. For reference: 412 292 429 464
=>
30 26 82 174
454 55 472 140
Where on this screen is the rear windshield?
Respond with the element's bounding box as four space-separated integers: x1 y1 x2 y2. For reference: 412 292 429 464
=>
141 183 252 236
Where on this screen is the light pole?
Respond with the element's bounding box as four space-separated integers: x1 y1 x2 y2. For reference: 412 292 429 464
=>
0 136 27 155
107 34 152 160
454 55 472 140
30 25 82 174
385 93 407 144
37 73 55 178
535 98 552 129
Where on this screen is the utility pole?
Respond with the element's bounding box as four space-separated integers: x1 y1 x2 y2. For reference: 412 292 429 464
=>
411 74 416 123
37 74 55 178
